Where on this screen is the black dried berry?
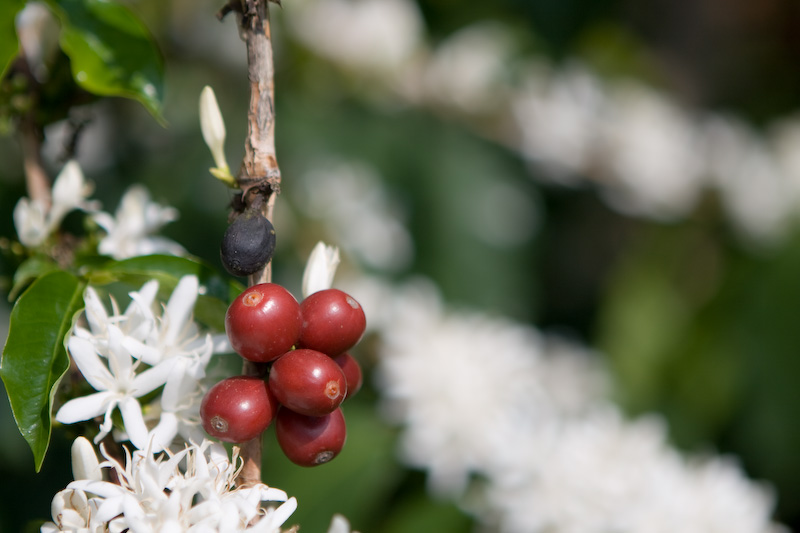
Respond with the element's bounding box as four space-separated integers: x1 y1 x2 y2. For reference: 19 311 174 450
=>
220 208 276 277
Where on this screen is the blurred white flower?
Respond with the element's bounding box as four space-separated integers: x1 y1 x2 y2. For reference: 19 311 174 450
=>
702 117 797 245
298 159 413 271
13 197 49 248
599 83 705 220
363 277 784 532
327 514 356 533
512 63 606 180
302 241 341 298
422 23 514 114
288 0 423 75
56 324 176 449
43 439 297 532
93 185 185 260
13 160 99 247
286 10 800 243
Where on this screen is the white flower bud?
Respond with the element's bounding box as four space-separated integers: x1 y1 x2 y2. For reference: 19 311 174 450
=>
199 85 229 172
50 489 91 529
71 436 102 482
302 241 341 298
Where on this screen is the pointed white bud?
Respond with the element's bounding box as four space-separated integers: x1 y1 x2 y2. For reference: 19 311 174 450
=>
302 241 341 298
199 85 229 173
71 436 102 482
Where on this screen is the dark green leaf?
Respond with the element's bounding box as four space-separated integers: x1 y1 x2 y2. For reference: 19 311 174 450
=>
0 270 86 471
0 0 24 79
91 254 242 331
45 0 164 121
9 255 59 301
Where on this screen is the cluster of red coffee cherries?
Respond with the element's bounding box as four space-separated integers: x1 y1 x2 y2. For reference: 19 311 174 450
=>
200 283 366 466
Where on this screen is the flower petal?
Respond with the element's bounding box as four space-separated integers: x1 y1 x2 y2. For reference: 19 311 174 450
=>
13 196 48 247
118 396 148 449
68 336 114 391
163 275 198 347
148 412 179 453
49 160 93 228
131 358 175 397
82 287 110 339
56 392 115 424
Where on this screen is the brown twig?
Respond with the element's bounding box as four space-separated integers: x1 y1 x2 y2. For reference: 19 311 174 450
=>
13 55 51 208
234 0 281 488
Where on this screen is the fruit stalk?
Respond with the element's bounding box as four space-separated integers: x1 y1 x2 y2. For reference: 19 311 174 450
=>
232 0 282 487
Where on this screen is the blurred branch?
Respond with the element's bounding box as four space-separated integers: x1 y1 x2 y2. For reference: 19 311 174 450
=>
14 56 51 208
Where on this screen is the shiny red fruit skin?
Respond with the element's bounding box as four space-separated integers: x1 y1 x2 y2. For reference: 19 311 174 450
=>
225 283 302 363
200 376 278 443
275 407 346 467
333 352 363 400
298 289 366 357
269 349 347 416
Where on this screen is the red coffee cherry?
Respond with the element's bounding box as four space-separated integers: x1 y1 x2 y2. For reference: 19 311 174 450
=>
269 349 347 416
298 289 366 356
225 283 302 363
200 376 278 443
275 407 346 467
333 352 363 400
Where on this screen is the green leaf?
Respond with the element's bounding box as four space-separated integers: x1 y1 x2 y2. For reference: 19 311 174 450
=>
45 0 165 121
9 255 60 301
0 270 86 471
91 254 242 331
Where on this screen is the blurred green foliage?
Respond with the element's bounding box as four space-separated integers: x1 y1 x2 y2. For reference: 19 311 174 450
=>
2 0 800 531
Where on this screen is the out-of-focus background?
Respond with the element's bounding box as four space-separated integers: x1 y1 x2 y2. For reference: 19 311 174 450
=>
2 0 800 531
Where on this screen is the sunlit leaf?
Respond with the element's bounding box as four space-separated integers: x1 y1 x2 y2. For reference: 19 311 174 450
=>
45 0 165 121
0 270 86 471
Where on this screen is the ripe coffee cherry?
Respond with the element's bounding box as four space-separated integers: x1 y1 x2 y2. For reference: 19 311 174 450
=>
220 207 276 277
200 376 278 443
333 352 363 400
269 349 347 416
275 407 346 467
299 289 366 356
226 283 302 363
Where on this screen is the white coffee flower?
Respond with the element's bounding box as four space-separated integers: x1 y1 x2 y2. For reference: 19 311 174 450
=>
56 324 176 449
288 0 423 75
302 241 340 298
49 440 297 532
70 276 230 452
93 185 185 260
13 160 99 248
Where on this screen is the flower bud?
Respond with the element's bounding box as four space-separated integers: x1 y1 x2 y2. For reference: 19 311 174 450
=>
199 85 229 173
302 241 340 298
71 436 101 482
